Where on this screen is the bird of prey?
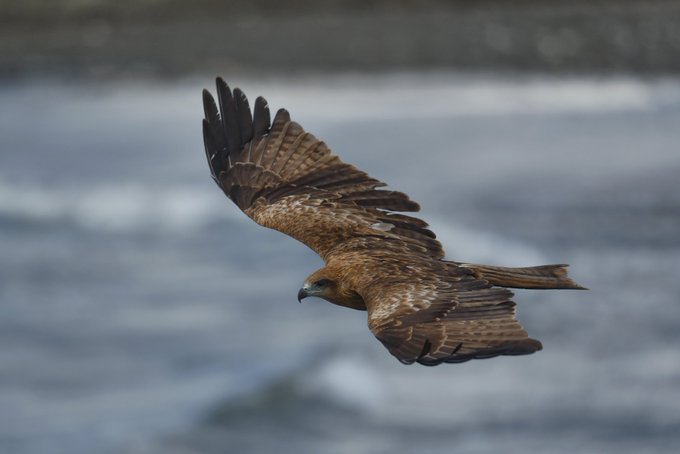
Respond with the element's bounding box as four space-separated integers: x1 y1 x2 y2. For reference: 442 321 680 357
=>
201 78 584 366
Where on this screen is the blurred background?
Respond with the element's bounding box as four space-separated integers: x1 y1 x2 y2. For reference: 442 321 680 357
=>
1 1 680 453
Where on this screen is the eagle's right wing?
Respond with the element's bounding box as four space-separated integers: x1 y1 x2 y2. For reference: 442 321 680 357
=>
202 78 443 260
362 257 543 366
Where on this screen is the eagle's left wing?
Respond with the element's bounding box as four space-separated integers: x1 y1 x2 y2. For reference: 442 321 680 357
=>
202 78 443 261
363 259 543 365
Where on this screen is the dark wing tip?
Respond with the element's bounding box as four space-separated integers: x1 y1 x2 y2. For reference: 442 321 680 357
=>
233 87 254 146
215 77 242 154
253 96 271 140
215 76 228 92
202 77 279 204
202 88 219 124
518 338 543 353
202 88 212 99
202 119 220 182
274 108 290 121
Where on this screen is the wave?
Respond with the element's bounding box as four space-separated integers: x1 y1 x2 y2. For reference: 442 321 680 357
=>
205 352 385 424
249 74 680 121
429 216 545 266
0 178 242 233
0 178 542 268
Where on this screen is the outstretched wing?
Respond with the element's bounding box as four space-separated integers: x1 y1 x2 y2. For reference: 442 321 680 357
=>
202 78 443 260
363 256 542 365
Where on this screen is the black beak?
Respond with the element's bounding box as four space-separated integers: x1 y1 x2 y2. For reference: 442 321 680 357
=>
297 288 309 303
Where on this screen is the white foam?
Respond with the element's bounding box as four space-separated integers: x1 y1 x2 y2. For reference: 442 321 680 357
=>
299 355 385 411
0 178 242 233
0 177 547 267
245 73 674 121
429 216 545 266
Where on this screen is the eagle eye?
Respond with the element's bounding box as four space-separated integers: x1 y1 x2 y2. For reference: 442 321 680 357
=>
314 279 331 287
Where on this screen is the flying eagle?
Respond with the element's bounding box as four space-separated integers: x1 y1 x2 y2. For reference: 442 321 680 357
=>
201 78 584 366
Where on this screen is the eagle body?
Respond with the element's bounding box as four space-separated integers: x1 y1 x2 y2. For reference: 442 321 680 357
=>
201 78 584 366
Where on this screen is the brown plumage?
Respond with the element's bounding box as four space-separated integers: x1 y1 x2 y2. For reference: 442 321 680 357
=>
201 78 585 366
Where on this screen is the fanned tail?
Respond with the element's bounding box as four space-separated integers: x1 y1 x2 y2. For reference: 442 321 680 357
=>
457 263 587 290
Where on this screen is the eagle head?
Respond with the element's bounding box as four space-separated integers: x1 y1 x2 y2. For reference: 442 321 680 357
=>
298 271 337 303
298 268 366 310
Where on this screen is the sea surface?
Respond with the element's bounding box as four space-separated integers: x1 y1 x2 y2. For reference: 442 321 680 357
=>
1 73 679 453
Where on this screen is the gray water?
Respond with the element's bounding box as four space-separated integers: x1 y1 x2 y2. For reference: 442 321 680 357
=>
1 74 679 454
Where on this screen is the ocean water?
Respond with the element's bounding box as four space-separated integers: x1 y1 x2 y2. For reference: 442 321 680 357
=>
1 74 679 454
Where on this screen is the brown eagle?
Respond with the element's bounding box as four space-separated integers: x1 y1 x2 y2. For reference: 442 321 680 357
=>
201 78 584 366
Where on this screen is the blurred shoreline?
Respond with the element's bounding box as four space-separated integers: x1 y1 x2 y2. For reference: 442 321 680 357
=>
2 0 680 80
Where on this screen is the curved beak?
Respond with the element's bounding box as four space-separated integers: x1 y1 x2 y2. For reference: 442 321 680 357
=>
297 288 309 303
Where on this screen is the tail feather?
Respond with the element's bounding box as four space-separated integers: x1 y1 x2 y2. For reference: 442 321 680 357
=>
458 263 587 290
